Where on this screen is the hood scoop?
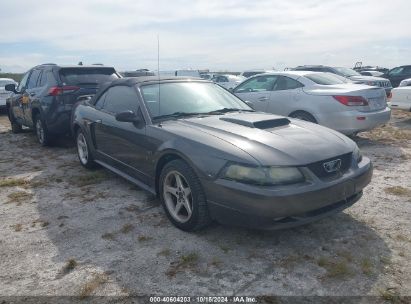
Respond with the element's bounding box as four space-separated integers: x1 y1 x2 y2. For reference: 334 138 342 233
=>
220 116 290 129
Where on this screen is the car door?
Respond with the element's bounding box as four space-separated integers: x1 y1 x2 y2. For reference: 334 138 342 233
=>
92 85 149 184
233 75 278 111
24 69 42 127
267 76 305 115
10 71 31 125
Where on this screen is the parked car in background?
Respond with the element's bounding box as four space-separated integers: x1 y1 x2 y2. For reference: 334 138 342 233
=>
200 73 216 80
293 65 392 96
353 62 389 75
157 70 201 78
389 87 411 112
240 70 275 78
399 78 411 87
0 78 17 110
121 69 155 77
72 77 372 231
382 65 411 88
233 71 391 135
5 63 120 145
359 70 384 77
211 74 246 90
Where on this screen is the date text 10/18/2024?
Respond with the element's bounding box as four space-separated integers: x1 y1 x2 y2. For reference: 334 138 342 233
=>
149 296 257 303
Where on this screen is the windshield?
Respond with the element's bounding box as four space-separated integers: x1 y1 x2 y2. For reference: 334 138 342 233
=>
334 67 361 77
140 82 252 119
305 73 347 85
0 80 15 87
59 68 119 86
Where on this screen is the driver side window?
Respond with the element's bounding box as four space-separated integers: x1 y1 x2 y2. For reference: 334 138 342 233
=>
235 75 278 93
17 71 31 92
101 86 139 114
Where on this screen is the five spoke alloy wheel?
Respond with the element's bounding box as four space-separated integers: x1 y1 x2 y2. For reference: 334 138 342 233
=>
77 132 89 165
163 170 193 223
159 159 211 231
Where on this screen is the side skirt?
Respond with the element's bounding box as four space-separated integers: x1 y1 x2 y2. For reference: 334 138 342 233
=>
94 160 156 195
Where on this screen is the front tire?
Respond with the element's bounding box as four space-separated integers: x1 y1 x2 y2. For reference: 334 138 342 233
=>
34 114 52 146
159 159 211 231
76 129 96 169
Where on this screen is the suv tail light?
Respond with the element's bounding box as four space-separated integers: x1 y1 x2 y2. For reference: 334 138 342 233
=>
48 86 80 96
333 95 368 106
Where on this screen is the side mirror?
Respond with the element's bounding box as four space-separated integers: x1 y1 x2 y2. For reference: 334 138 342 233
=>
115 110 141 123
5 83 17 93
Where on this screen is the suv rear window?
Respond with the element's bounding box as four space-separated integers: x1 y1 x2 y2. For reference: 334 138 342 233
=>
59 68 119 86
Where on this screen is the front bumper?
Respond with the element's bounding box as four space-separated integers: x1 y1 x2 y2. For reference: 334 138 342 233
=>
202 157 372 230
317 107 391 135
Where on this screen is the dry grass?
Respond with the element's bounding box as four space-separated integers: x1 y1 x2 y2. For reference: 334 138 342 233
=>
0 177 30 188
360 258 373 276
120 224 134 234
166 252 200 277
384 186 411 197
157 249 171 257
137 235 152 242
79 273 108 298
71 171 108 187
317 257 351 278
379 288 401 303
12 224 23 232
101 233 115 240
6 191 33 205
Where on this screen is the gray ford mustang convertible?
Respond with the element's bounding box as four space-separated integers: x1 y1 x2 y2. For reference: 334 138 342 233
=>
71 77 372 231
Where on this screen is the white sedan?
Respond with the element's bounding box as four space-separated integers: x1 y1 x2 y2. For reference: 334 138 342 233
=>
0 78 17 109
390 86 411 111
211 74 246 90
233 71 391 135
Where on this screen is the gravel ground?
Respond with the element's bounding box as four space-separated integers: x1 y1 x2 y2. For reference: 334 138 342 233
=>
0 110 410 302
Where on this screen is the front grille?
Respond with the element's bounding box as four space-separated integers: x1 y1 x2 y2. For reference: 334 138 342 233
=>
378 81 390 88
307 153 352 179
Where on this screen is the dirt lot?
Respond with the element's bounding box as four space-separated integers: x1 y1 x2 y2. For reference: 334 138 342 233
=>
0 110 410 301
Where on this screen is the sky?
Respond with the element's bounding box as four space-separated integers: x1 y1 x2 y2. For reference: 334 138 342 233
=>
0 0 410 73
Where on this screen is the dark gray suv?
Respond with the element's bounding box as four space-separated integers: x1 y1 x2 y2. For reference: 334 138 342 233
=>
5 63 120 145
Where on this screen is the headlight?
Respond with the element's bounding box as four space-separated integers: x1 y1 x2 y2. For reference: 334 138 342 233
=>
353 146 363 163
223 164 305 185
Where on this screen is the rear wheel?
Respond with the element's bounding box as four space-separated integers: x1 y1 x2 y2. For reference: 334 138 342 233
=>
159 159 211 231
34 113 52 146
76 129 96 169
289 111 317 123
8 108 22 133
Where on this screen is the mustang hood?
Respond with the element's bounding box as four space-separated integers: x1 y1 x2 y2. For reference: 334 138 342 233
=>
165 112 355 166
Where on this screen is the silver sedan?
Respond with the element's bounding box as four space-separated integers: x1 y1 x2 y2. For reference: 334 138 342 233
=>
233 71 391 135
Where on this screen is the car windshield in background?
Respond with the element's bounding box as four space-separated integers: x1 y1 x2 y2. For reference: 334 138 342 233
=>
59 68 119 86
0 80 15 86
334 67 361 77
140 82 252 119
306 73 347 85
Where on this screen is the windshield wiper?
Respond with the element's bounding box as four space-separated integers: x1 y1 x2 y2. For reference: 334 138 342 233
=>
152 112 204 120
205 108 255 115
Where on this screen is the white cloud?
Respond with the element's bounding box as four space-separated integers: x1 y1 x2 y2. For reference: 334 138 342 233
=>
0 0 410 72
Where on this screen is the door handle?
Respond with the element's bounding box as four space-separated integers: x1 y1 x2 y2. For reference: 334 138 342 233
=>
95 119 102 123
258 97 268 101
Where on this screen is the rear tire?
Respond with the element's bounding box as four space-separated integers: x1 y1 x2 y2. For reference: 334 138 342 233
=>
34 113 52 146
159 159 212 231
289 111 317 123
8 108 22 133
76 129 97 169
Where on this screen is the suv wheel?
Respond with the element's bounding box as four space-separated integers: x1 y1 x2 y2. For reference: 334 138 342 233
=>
76 129 96 169
34 114 52 146
8 108 22 133
159 159 211 231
